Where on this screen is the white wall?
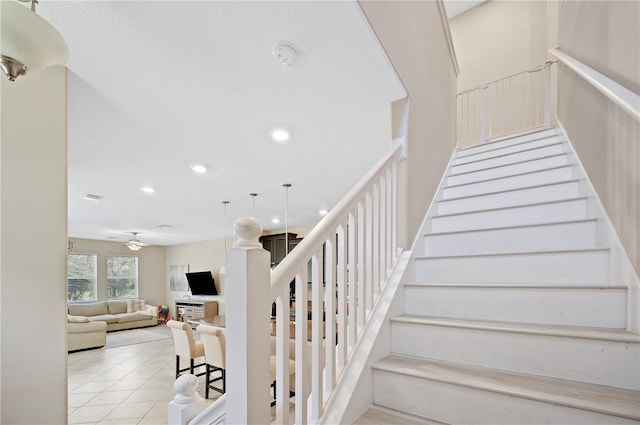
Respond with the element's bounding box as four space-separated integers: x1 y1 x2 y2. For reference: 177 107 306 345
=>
557 0 640 276
450 0 549 93
68 238 166 306
1 66 68 424
362 0 458 250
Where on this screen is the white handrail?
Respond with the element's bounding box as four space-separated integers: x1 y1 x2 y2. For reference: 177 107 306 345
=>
269 140 403 424
457 62 554 96
549 48 640 122
270 141 402 299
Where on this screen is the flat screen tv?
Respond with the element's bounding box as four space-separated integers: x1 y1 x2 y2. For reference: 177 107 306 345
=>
185 271 218 296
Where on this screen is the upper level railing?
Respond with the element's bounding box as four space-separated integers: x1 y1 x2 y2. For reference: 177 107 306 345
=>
457 61 555 148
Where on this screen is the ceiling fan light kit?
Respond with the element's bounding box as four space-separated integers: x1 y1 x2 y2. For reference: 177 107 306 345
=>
0 0 69 81
126 232 143 251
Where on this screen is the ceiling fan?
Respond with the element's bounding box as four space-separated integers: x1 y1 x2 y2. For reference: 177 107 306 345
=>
125 232 145 251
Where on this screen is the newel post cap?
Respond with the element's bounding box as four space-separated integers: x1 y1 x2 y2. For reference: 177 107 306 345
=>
233 217 263 248
172 375 200 404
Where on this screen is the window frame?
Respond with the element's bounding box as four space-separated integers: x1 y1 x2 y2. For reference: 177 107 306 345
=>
106 255 139 300
67 252 98 303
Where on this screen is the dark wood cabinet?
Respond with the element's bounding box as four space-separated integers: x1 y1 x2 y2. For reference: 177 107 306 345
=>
260 233 301 267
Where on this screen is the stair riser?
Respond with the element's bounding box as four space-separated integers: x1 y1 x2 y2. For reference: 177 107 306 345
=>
457 128 559 158
390 322 639 390
404 286 626 328
431 198 588 233
451 144 565 174
448 154 569 185
438 181 580 215
372 371 638 425
443 166 574 199
424 220 597 255
415 250 609 284
454 137 561 165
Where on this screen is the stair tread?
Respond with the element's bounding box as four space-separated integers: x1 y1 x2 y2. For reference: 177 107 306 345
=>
446 164 572 189
416 247 609 260
354 406 445 425
404 282 627 289
457 127 558 155
440 179 580 204
450 152 568 177
454 142 563 167
374 354 640 421
425 218 597 237
390 315 640 343
432 196 588 220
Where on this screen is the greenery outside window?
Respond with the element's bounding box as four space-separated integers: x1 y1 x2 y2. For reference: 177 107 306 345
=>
67 253 97 302
107 256 138 299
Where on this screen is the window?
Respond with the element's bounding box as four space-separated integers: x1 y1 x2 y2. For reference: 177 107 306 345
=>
107 256 138 299
67 253 97 302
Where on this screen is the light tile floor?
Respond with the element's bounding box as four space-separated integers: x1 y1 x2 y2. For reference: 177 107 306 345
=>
67 334 216 425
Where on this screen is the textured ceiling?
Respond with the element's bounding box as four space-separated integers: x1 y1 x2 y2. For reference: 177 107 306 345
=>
38 1 406 247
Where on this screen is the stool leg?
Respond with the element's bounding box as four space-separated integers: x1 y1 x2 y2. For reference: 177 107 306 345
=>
190 359 195 375
205 364 210 399
175 355 180 379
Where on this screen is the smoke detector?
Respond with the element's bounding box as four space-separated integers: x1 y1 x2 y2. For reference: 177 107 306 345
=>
272 43 297 68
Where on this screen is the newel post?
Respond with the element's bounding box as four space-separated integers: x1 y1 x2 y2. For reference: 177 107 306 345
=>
167 375 208 425
225 217 272 425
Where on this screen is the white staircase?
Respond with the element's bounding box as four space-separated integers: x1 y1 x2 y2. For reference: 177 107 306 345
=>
370 128 640 424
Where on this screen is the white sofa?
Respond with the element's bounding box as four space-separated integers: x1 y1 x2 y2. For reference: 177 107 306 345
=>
68 316 107 351
68 300 157 332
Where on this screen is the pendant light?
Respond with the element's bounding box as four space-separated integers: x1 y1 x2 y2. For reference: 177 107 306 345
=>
249 193 258 217
219 201 229 275
283 183 292 256
1 0 69 81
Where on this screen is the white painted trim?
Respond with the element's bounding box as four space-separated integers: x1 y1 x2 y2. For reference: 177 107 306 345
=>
188 394 226 425
556 118 640 333
435 0 460 76
549 48 640 122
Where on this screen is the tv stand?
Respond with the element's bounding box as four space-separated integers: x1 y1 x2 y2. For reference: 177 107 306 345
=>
175 300 218 327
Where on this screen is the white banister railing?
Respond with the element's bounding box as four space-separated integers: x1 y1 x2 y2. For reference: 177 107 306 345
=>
171 142 404 425
457 61 556 147
269 140 403 424
548 48 640 122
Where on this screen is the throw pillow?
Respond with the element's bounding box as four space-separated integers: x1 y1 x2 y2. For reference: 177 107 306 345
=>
67 314 92 323
108 300 128 314
127 299 146 312
134 299 146 312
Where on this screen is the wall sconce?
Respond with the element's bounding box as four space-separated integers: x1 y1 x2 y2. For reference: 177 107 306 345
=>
1 0 69 81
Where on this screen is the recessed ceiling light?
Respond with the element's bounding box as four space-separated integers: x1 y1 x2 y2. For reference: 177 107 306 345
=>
190 164 207 174
272 218 281 224
271 129 290 143
319 209 328 216
157 224 173 229
140 186 155 193
83 194 102 201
